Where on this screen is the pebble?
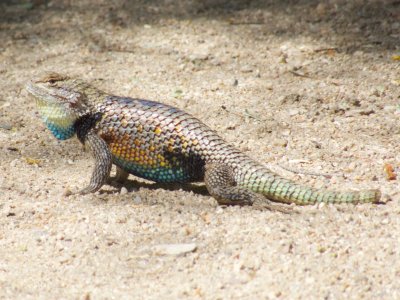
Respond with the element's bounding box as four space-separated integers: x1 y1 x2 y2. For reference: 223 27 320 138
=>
240 65 253 73
0 123 12 130
383 105 396 111
215 206 224 214
133 195 142 204
120 187 128 195
189 52 209 62
266 83 273 90
10 159 19 167
273 138 288 147
63 188 72 197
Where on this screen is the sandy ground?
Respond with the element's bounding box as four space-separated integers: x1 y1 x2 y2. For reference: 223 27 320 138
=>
1 0 400 299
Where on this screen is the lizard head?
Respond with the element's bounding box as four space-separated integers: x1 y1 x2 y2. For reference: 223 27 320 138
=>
26 72 101 140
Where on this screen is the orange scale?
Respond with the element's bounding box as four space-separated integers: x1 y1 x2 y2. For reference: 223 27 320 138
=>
154 127 162 135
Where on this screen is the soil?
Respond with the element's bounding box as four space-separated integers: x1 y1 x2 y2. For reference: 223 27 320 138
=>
1 0 400 299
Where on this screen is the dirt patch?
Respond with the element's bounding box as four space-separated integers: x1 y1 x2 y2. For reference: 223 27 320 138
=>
1 0 400 299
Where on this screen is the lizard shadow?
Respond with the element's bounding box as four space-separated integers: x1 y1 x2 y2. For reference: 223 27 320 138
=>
104 178 210 196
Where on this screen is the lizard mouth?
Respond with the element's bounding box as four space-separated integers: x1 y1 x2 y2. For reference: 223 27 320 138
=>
26 82 78 140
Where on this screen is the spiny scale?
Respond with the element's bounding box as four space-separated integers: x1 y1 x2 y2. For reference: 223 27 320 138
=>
97 96 208 182
27 73 381 207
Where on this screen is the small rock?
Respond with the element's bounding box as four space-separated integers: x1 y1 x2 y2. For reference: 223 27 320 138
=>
273 138 288 147
1 102 10 109
315 3 328 16
392 22 400 30
215 206 224 214
133 195 142 204
120 187 128 195
63 188 72 197
383 105 396 111
210 58 222 66
381 218 390 225
10 159 19 167
240 65 253 73
152 243 197 256
0 123 12 130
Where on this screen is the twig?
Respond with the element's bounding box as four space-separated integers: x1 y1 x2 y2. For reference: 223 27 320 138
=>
279 165 333 179
288 70 312 78
221 105 264 122
106 46 135 53
313 47 339 53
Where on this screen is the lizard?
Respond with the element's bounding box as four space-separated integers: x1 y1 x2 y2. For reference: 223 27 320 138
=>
25 72 381 211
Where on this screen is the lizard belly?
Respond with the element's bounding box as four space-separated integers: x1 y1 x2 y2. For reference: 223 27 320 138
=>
105 137 205 183
112 155 200 182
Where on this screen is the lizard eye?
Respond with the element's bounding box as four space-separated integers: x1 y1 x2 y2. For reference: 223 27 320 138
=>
48 79 56 84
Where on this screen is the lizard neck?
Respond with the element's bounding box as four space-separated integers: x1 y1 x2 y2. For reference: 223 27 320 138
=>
72 80 109 107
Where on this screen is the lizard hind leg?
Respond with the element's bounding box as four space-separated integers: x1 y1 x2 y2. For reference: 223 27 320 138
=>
204 162 261 205
204 162 253 206
107 166 129 184
204 162 293 213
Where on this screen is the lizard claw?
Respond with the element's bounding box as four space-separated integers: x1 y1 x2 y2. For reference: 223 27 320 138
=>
76 184 101 195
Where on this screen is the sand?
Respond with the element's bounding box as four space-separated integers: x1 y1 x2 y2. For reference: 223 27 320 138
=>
1 0 399 299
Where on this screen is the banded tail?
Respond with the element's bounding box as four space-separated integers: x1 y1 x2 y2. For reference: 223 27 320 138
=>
236 161 381 205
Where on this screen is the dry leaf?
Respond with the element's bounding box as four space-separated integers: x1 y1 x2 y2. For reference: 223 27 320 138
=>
392 55 400 61
384 163 396 180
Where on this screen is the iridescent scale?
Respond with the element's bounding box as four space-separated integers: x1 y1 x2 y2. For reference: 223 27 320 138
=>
96 96 219 182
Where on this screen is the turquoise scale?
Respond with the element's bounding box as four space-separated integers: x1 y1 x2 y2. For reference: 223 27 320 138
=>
36 99 77 140
113 157 190 183
44 120 75 140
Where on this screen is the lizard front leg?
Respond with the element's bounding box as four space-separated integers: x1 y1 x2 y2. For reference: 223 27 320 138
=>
78 130 112 194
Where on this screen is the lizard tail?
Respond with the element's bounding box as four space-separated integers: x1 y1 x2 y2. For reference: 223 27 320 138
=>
237 163 381 205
